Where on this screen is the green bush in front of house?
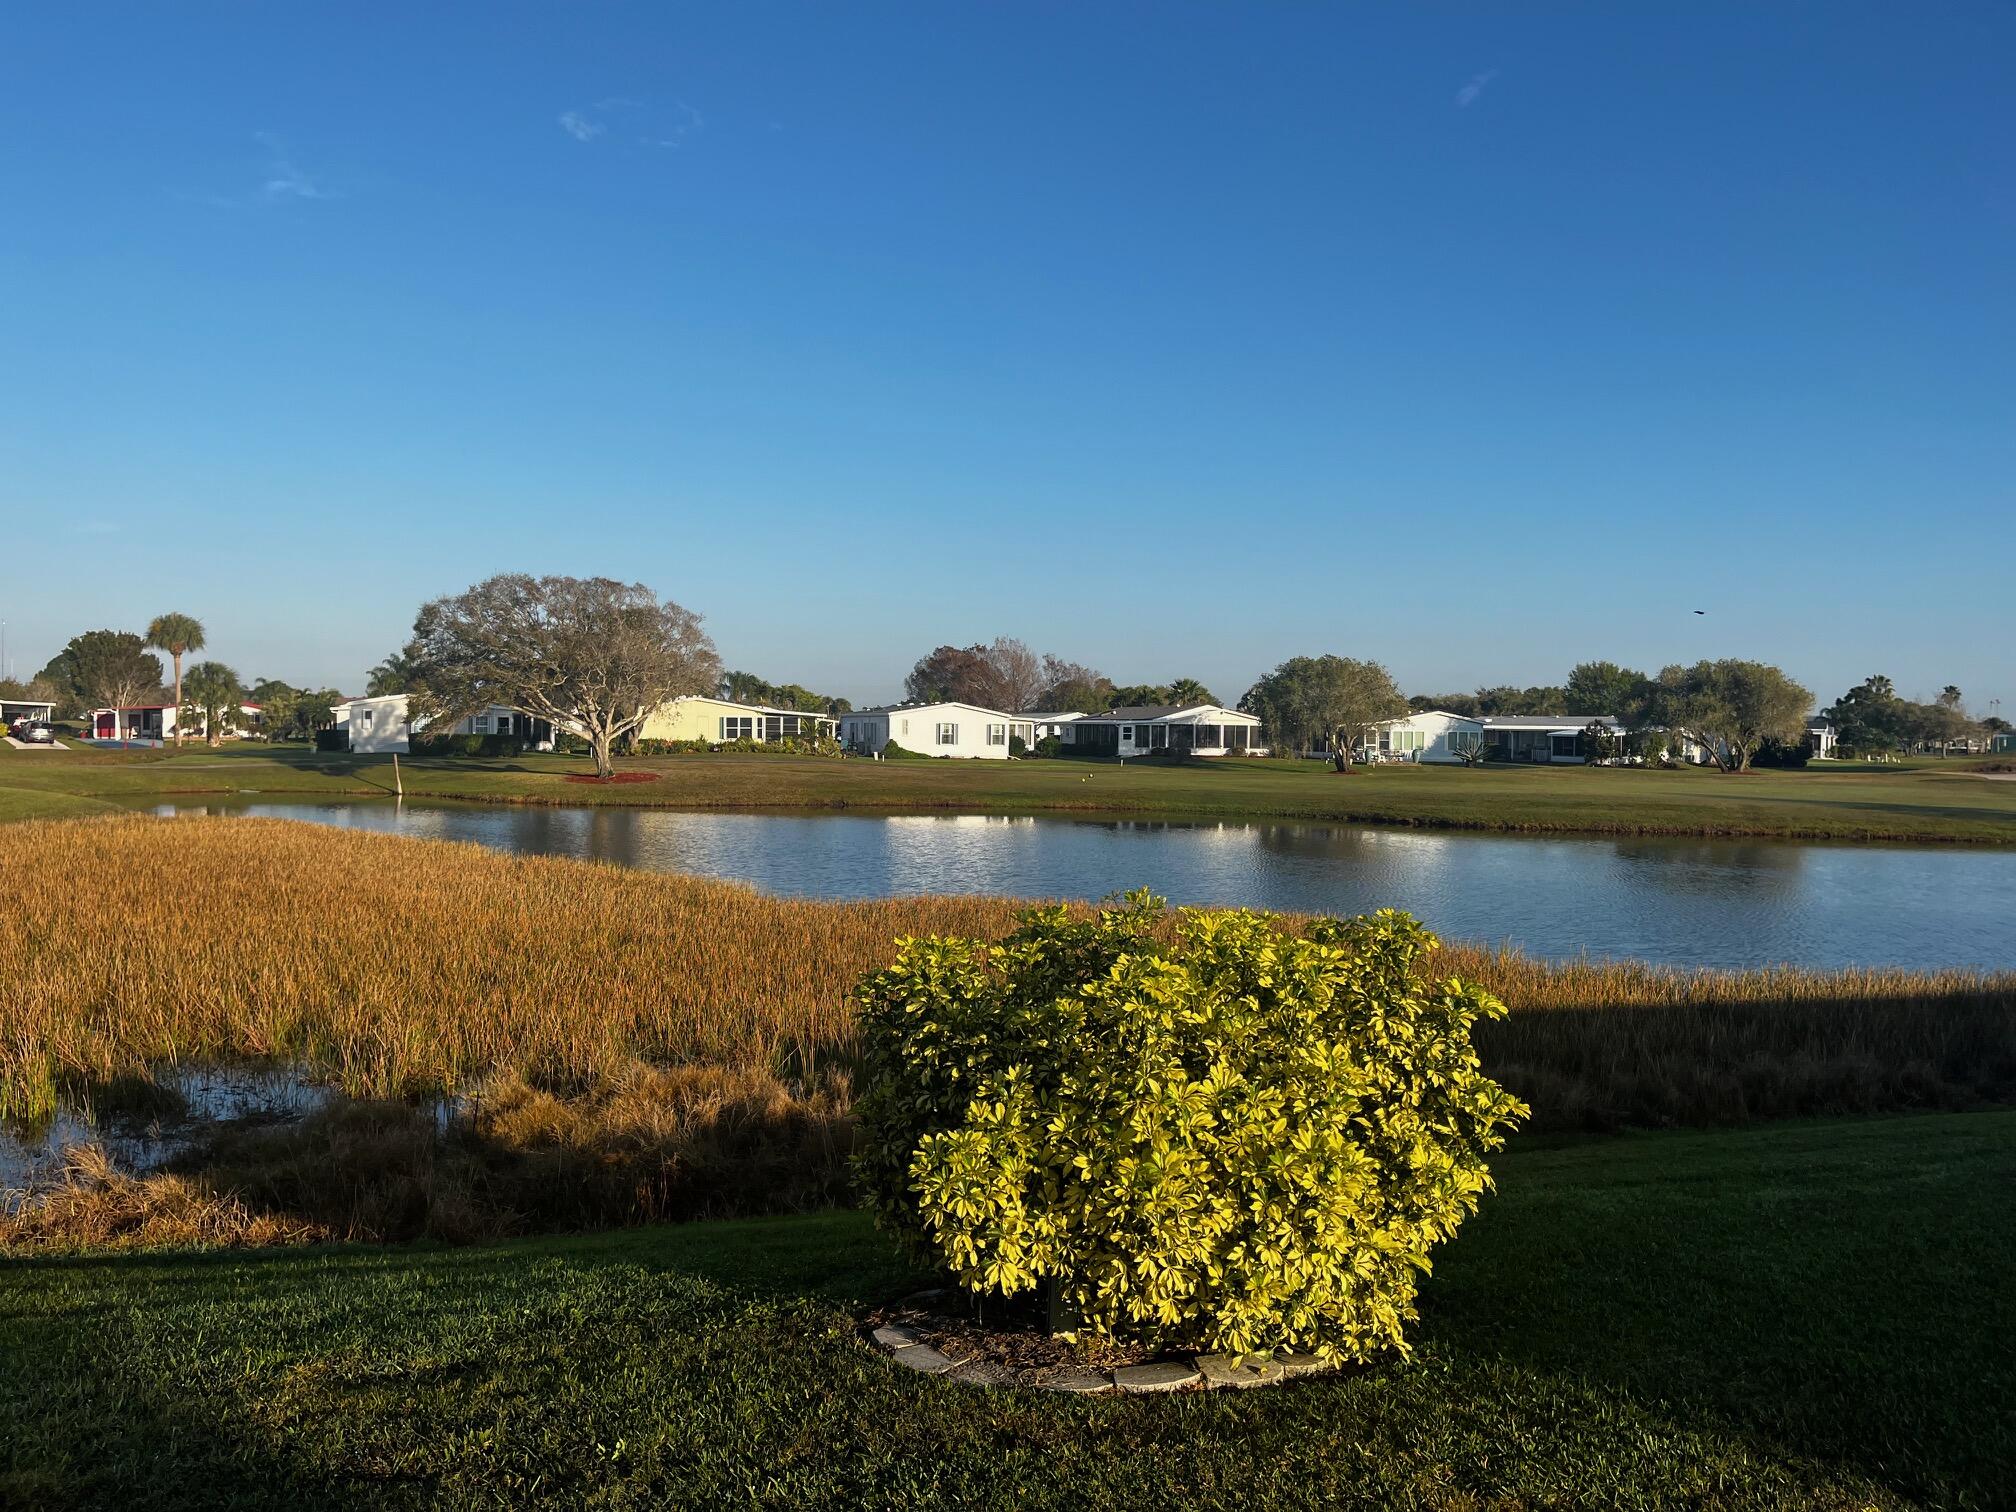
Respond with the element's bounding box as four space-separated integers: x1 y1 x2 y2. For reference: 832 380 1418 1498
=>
414 733 523 758
852 895 1526 1364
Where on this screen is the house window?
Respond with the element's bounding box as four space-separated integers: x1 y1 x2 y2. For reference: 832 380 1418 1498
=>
1120 725 1134 742
1392 729 1424 753
721 716 754 740
473 715 492 734
987 723 1007 745
1151 725 1167 748
495 715 513 736
900 719 909 736
1449 730 1480 753
937 722 958 745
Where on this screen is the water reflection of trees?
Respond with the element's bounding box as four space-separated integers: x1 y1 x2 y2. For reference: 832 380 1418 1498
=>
1608 838 1807 898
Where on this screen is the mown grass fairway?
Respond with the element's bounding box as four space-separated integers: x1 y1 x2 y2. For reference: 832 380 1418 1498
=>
3 741 2015 841
3 1113 2008 1510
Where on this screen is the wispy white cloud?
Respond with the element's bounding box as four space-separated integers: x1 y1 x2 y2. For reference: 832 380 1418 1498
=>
556 97 704 150
1455 70 1500 109
643 99 704 149
254 132 329 201
184 133 335 209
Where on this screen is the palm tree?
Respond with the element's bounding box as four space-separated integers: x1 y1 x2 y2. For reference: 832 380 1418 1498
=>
366 652 415 697
1167 677 1217 707
180 661 245 748
145 613 206 748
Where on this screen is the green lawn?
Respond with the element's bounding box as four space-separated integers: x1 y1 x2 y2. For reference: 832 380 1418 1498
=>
2 741 2015 841
0 785 123 822
4 1113 2008 1509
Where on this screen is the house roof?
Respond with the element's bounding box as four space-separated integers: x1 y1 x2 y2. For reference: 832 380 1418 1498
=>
1077 703 1257 724
1478 714 1624 730
1377 711 1623 730
665 695 833 720
847 701 1020 719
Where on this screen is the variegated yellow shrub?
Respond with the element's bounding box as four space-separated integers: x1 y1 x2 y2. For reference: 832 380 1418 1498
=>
853 894 1526 1363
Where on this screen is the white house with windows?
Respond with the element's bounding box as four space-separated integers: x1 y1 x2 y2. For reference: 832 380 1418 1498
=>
1052 703 1265 758
343 694 549 754
839 702 1033 759
89 701 263 743
1026 710 1087 742
1363 711 1628 764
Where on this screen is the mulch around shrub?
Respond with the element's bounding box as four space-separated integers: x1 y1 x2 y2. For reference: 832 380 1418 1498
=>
867 1289 1155 1378
563 772 662 785
864 1288 1364 1393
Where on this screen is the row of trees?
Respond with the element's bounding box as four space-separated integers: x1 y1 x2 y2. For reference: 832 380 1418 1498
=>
22 593 1995 775
16 617 349 748
902 638 1215 716
1825 677 2004 755
1235 657 1821 773
716 671 853 716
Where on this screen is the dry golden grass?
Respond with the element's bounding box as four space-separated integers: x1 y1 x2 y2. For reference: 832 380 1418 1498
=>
2 815 1015 1118
4 815 2012 1250
2 1142 332 1251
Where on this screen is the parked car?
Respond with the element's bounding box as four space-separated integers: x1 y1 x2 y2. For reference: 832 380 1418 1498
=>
14 722 57 744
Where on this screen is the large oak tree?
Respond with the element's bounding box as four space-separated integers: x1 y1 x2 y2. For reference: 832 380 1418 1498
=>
404 574 720 777
1241 655 1406 769
1650 659 1812 772
37 631 163 741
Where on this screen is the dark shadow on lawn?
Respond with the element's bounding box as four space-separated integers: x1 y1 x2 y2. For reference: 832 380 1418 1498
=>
13 1121 2010 1507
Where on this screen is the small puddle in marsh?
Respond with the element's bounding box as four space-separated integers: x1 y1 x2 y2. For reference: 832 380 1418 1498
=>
0 1066 337 1210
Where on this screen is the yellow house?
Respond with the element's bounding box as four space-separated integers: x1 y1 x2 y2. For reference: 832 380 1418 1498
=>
639 696 839 744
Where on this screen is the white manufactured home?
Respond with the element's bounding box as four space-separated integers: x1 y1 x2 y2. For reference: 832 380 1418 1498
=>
343 694 551 754
1365 711 1627 764
839 702 1033 759
89 701 263 743
1053 703 1264 758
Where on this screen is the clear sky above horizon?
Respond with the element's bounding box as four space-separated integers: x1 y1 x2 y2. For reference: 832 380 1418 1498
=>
3 3 2010 715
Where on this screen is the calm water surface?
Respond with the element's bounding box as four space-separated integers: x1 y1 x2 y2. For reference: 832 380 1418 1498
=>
145 800 2016 971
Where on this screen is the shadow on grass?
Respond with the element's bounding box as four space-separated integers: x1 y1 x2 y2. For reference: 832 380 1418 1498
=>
1476 985 2016 1132
5 1117 2010 1507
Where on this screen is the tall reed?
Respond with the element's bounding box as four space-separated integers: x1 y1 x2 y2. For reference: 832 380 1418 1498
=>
5 816 2011 1131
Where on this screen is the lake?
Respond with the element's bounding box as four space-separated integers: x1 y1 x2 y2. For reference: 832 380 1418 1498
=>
140 800 2016 971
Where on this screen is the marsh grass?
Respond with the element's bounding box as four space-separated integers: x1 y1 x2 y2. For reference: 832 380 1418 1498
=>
5 815 2011 1248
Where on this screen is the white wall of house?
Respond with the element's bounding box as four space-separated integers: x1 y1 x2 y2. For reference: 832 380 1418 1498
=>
1027 711 1086 741
1367 712 1628 763
344 695 531 754
89 703 261 742
838 703 1030 759
1366 710 1483 763
1054 705 1263 757
345 695 412 753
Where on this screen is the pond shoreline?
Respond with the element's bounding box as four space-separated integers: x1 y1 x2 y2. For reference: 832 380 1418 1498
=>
9 745 2016 844
127 798 2016 972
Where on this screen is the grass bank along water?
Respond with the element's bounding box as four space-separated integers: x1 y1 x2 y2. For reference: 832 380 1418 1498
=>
5 741 2016 841
5 815 2011 1249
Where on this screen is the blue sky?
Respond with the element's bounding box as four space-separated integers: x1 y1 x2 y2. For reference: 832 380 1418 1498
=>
3 3 2010 714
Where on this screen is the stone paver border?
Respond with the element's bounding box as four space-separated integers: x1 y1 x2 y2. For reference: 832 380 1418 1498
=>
868 1291 1340 1394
